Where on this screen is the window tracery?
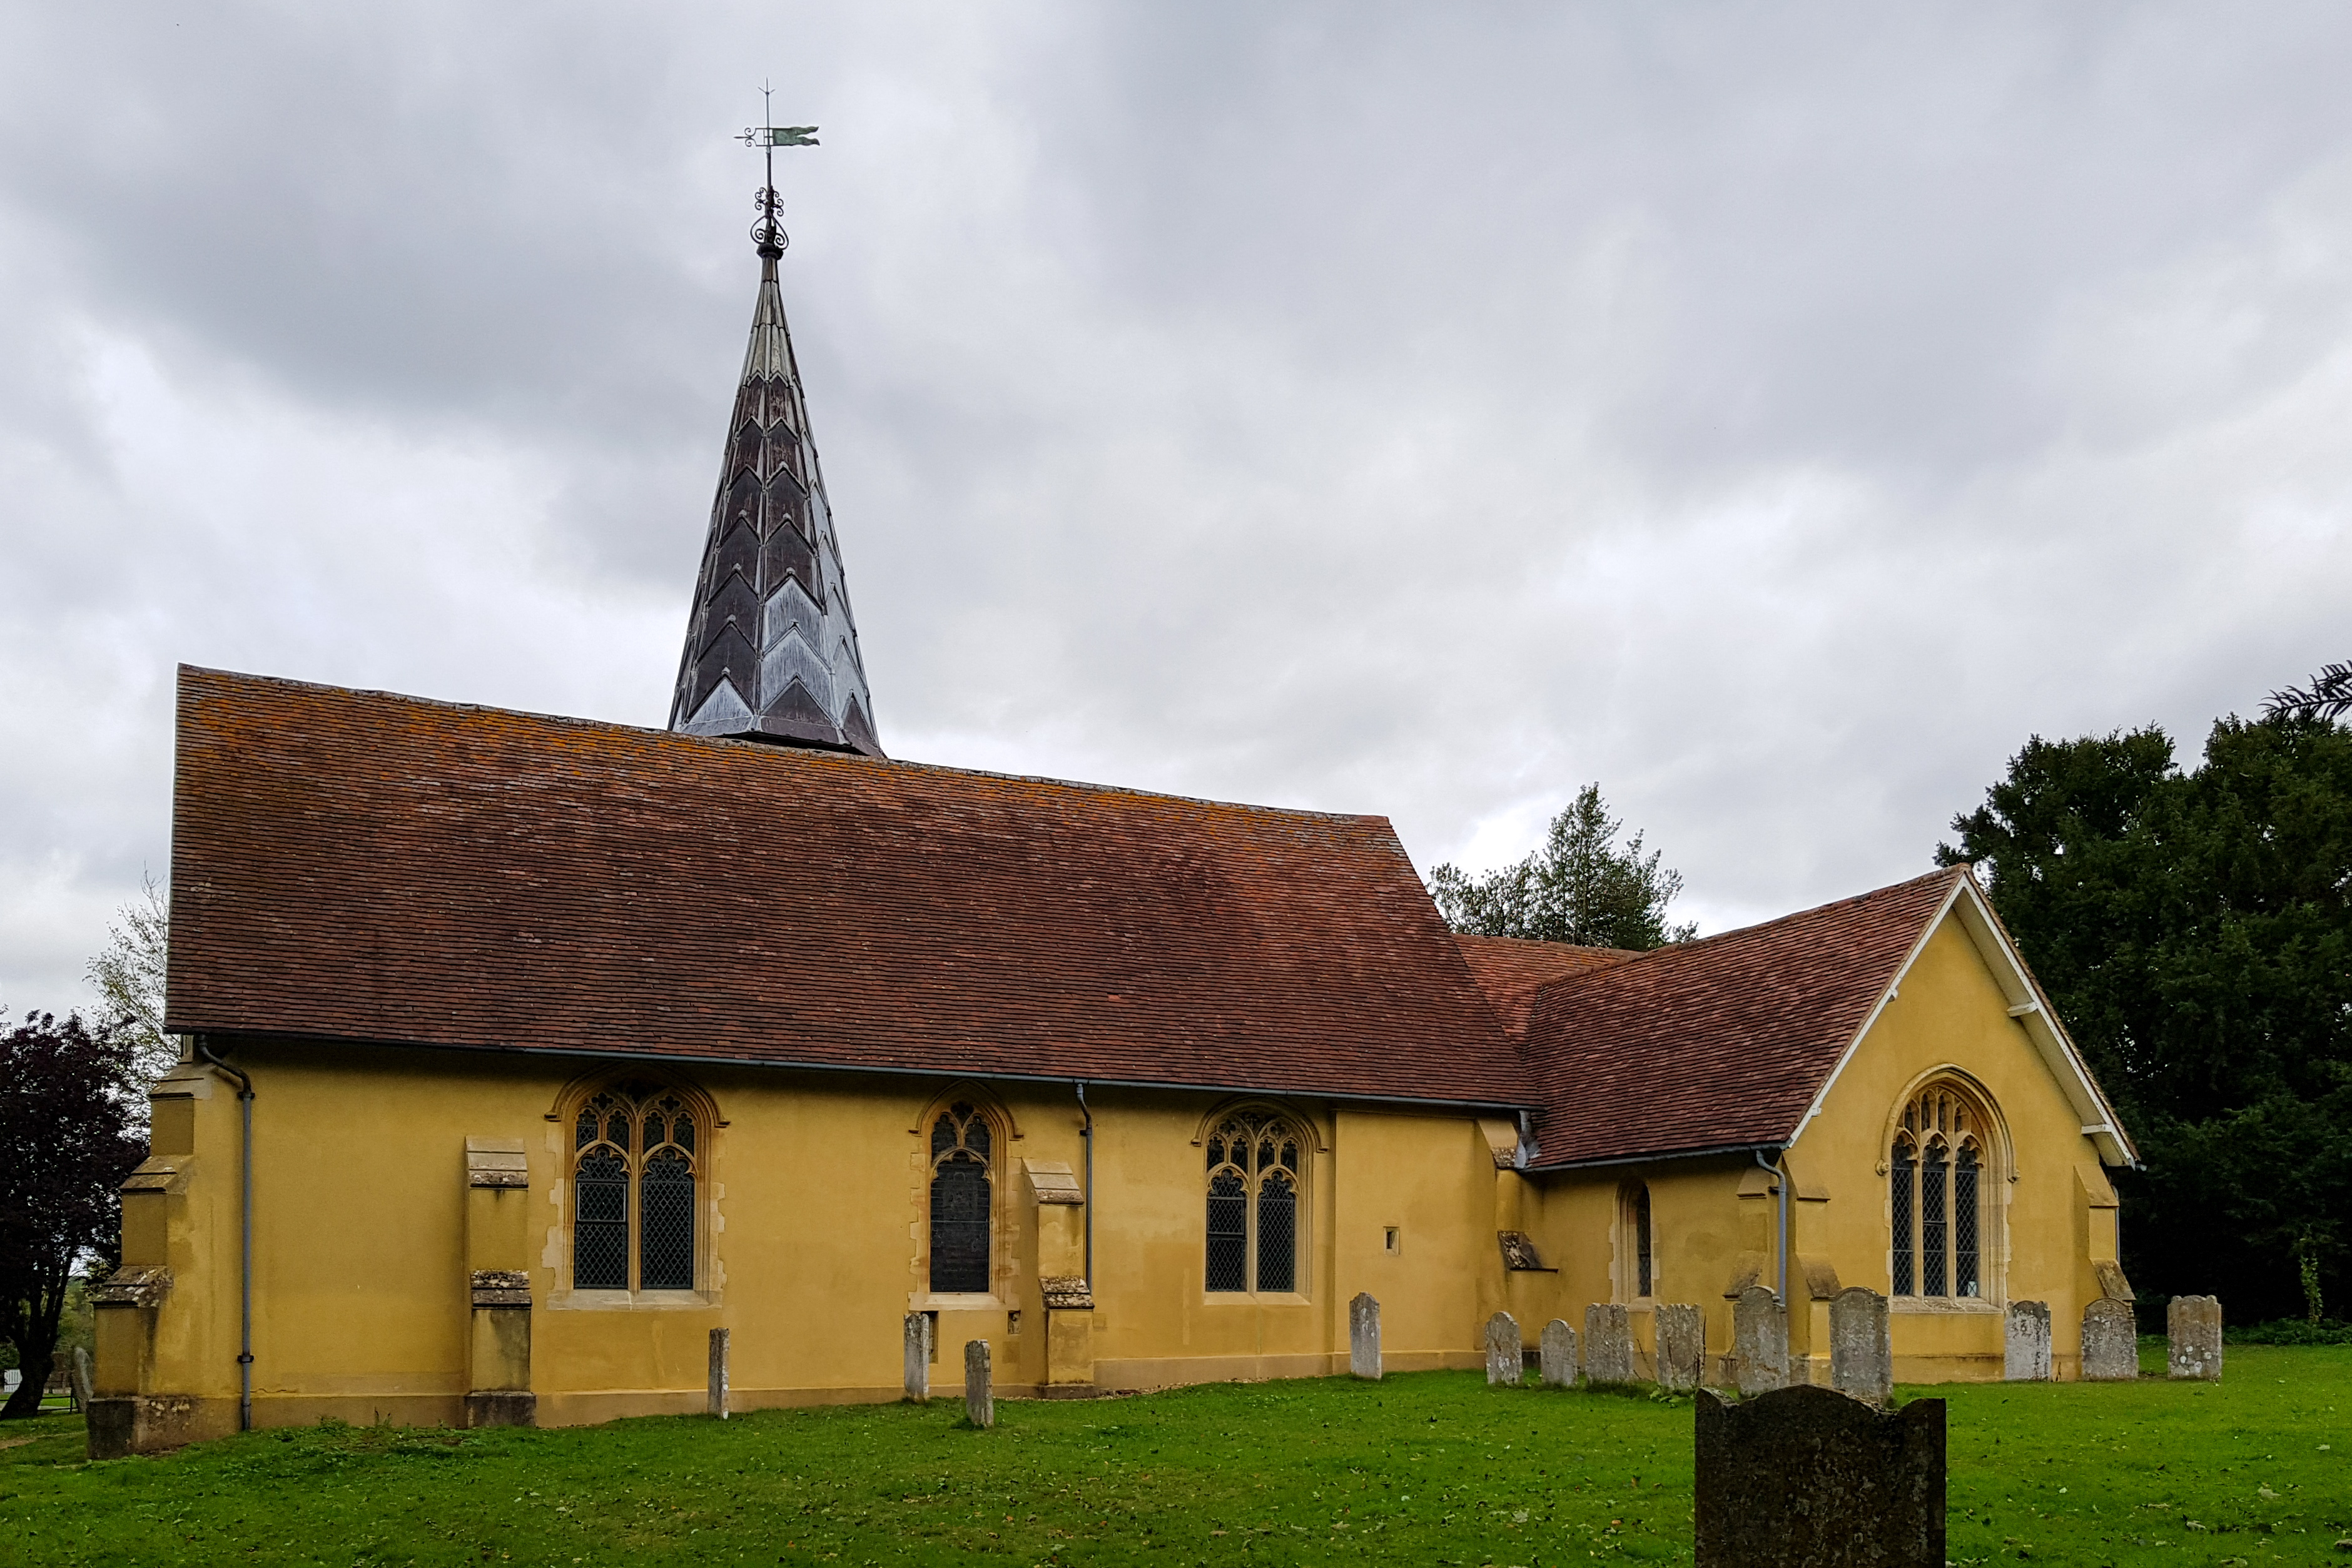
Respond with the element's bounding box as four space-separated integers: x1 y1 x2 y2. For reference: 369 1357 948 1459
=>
1889 1081 1992 1300
928 1102 994 1294
1204 1110 1304 1295
570 1081 702 1293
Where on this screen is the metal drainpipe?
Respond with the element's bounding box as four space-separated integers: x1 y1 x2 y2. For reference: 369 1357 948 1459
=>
194 1038 254 1433
1754 1146 1790 1302
1074 1082 1095 1286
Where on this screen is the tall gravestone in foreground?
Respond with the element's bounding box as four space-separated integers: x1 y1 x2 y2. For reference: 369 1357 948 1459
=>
965 1340 995 1428
2004 1301 2052 1382
707 1327 730 1419
1828 1287 1891 1404
2081 1298 2138 1382
903 1313 931 1401
1695 1384 1945 1567
1540 1318 1579 1387
1350 1293 1382 1380
1656 1305 1705 1391
1484 1312 1523 1386
1585 1303 1636 1385
1733 1287 1788 1395
2168 1296 2223 1381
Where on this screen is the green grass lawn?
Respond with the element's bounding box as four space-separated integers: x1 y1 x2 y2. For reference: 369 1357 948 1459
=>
3 1345 2347 1567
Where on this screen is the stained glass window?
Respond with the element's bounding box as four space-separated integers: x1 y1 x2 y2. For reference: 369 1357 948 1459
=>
572 1083 699 1294
928 1105 993 1294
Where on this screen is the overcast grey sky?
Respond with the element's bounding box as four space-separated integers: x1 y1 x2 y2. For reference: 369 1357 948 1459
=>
4 2 2348 1016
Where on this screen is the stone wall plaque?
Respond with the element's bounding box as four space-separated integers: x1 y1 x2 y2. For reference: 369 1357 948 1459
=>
965 1338 995 1428
1585 1302 1635 1385
2081 1298 2137 1382
1484 1311 1523 1386
1733 1286 1788 1395
1656 1302 1705 1392
1350 1292 1381 1380
1539 1318 1579 1387
1498 1231 1551 1271
1695 1384 1945 1567
2004 1300 2052 1382
1828 1287 1890 1404
2168 1295 2222 1382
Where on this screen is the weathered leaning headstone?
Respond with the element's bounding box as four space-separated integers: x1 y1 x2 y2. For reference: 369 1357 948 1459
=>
1829 1287 1891 1404
707 1327 731 1419
965 1339 995 1427
1484 1311 1523 1387
2168 1295 2222 1382
69 1347 95 1414
2004 1300 2052 1382
1695 1384 1945 1567
2081 1298 2138 1382
903 1312 931 1401
1539 1318 1579 1387
1350 1292 1382 1380
1584 1302 1636 1385
1656 1303 1705 1392
1733 1286 1788 1395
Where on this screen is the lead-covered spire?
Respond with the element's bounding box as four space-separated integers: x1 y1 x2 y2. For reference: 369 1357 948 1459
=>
669 124 882 757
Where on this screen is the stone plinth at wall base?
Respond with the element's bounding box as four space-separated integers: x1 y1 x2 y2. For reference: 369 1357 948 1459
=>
1037 1384 1103 1400
84 1393 218 1459
465 1391 538 1429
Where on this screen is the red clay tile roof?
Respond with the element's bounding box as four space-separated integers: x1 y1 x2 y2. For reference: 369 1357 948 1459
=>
1519 868 1967 1167
1451 934 1637 1039
166 667 1524 1105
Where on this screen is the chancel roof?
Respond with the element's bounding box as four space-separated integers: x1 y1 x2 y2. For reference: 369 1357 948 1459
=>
166 667 1522 1106
1451 934 1638 1040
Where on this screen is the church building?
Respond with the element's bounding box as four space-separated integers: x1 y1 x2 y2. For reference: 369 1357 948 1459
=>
88 175 2137 1457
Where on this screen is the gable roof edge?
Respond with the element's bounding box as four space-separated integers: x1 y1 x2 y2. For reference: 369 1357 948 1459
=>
1782 868 1965 1156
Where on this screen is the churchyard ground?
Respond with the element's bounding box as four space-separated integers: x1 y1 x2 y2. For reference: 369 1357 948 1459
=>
4 1344 2346 1566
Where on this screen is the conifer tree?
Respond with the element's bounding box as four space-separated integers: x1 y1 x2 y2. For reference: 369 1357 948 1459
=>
1430 784 1696 950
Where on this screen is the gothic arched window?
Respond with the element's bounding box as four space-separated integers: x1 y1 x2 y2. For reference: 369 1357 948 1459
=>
572 1082 702 1293
1890 1081 1992 1300
1204 1111 1305 1295
1623 1182 1655 1299
928 1103 994 1294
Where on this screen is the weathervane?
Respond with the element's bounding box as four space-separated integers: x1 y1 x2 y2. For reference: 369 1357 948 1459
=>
739 83 818 258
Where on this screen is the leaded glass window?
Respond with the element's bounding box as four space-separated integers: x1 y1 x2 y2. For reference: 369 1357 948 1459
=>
570 1082 702 1293
1888 1083 1992 1300
928 1103 994 1294
1630 1184 1655 1298
1203 1111 1305 1295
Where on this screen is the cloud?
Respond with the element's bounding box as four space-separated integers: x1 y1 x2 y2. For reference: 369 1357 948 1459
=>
3 1 2348 1011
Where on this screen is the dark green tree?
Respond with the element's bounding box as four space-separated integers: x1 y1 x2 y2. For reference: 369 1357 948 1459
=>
1939 707 2352 1322
1430 783 1696 950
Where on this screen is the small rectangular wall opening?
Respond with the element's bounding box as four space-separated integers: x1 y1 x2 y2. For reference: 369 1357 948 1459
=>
1383 1227 1401 1255
1007 1310 1021 1337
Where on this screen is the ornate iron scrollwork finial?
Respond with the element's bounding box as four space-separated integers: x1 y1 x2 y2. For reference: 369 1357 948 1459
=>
738 83 819 258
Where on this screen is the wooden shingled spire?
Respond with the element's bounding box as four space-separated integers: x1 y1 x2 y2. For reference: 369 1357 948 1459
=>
669 113 883 757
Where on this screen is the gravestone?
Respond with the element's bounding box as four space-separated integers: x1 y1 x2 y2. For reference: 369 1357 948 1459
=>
1585 1303 1636 1385
965 1340 995 1427
1828 1287 1891 1404
1656 1303 1705 1392
69 1347 95 1414
707 1327 730 1419
1733 1287 1788 1395
2004 1301 2052 1382
903 1312 931 1402
2081 1298 2138 1382
1539 1318 1579 1387
1695 1384 1945 1567
1484 1311 1523 1386
1350 1292 1382 1380
2168 1295 2223 1382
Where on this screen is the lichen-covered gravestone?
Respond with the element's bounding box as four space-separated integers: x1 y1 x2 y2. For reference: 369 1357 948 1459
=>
903 1312 931 1402
2004 1300 2052 1382
1656 1303 1705 1391
1585 1302 1636 1385
1484 1311 1523 1386
2081 1298 2138 1382
2169 1295 2223 1382
965 1340 995 1428
1350 1292 1382 1380
1695 1384 1945 1567
707 1327 730 1419
1540 1318 1579 1387
1733 1286 1788 1395
1829 1287 1890 1404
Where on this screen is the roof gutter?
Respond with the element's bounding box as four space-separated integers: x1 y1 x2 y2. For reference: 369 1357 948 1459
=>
1525 1140 1785 1174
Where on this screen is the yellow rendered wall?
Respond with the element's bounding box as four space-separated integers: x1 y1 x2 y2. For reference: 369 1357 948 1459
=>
123 1040 1501 1432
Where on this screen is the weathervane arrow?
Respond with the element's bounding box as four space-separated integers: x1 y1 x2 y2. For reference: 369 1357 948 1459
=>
741 126 819 147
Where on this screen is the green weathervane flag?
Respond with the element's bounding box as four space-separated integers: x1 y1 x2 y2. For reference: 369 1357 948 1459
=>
743 126 818 147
